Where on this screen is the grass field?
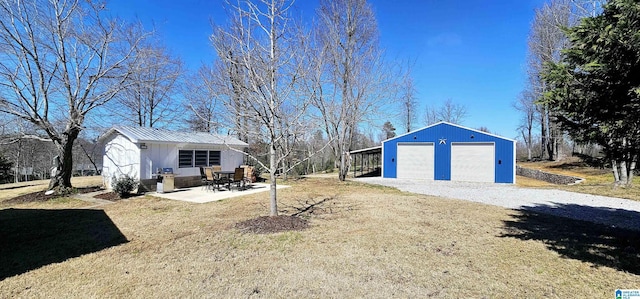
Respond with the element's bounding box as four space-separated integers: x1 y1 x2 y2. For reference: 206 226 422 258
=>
519 157 640 201
0 176 104 202
1 176 638 297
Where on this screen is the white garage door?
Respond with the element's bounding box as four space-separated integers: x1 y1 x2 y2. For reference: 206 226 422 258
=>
451 143 495 183
397 143 434 180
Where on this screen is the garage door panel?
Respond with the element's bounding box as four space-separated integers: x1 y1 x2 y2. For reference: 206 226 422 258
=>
397 143 434 180
451 143 494 182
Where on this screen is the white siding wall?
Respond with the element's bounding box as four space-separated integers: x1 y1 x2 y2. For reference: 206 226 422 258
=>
140 143 176 179
221 148 245 171
102 134 141 189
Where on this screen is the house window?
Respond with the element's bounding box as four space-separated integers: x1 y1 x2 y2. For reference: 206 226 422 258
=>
179 149 222 168
194 150 208 167
209 151 221 165
178 150 193 168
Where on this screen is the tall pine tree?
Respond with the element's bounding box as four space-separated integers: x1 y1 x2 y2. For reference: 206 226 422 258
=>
543 0 640 185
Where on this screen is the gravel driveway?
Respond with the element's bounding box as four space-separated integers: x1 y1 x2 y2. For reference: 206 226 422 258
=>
355 177 640 231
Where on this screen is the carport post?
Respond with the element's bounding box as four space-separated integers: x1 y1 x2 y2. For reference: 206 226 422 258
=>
353 154 357 177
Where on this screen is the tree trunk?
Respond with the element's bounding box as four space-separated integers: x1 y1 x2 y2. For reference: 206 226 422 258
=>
619 160 629 186
521 129 532 161
527 126 532 161
627 157 636 187
612 159 620 183
14 154 19 184
338 151 350 181
80 144 100 175
269 142 278 216
281 158 288 180
48 128 80 192
338 154 346 181
545 110 554 161
540 110 547 159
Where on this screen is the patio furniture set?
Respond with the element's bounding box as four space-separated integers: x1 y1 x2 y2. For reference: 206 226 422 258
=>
200 165 255 192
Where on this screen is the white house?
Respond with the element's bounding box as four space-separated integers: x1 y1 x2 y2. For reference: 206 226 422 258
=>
99 126 248 190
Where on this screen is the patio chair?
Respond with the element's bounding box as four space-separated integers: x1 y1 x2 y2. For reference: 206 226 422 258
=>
203 167 216 191
230 167 245 191
241 165 254 188
199 167 209 190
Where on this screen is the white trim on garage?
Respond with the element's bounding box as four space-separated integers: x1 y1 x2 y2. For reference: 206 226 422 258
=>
513 140 517 184
384 121 516 144
450 142 495 183
396 142 434 180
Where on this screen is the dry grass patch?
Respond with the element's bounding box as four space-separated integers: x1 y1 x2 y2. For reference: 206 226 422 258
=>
0 176 103 203
519 158 640 201
515 175 556 188
0 177 638 297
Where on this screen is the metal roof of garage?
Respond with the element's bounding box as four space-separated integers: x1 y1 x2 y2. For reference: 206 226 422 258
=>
382 121 515 144
99 126 249 147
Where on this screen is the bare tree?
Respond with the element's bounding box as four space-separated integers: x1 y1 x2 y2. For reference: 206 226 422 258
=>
304 129 331 174
209 0 309 216
424 99 468 125
513 89 537 161
477 126 492 133
569 0 605 18
75 134 102 176
112 40 183 128
0 119 56 182
527 0 571 161
400 65 418 133
0 0 148 191
312 0 390 181
518 0 604 162
185 65 224 133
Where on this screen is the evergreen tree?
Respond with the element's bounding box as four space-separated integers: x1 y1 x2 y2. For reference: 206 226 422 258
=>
382 121 396 140
543 0 640 185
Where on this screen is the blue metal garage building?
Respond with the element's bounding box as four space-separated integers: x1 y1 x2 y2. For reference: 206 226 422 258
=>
382 122 515 183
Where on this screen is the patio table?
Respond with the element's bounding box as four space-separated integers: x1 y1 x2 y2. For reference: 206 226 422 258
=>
216 171 235 190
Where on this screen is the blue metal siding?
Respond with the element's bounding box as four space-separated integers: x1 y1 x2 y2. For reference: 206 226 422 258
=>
382 123 515 183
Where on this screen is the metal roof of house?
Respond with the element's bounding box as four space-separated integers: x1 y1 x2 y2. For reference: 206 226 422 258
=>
100 126 249 147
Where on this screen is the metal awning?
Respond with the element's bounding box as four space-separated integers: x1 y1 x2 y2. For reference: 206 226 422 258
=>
349 146 381 155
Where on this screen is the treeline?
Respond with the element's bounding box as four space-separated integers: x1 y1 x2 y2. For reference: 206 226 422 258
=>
514 0 639 186
0 120 102 184
0 0 416 203
515 0 639 186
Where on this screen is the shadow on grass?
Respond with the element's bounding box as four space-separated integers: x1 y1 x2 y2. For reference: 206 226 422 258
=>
0 208 128 280
355 168 381 178
501 203 640 274
569 153 606 169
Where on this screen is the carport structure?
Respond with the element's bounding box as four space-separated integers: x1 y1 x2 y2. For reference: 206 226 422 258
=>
350 146 381 177
381 122 515 183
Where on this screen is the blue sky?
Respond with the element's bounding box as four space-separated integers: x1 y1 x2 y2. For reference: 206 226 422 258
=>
107 0 544 139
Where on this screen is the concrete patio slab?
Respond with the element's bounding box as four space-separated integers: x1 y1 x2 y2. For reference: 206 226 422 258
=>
149 183 290 203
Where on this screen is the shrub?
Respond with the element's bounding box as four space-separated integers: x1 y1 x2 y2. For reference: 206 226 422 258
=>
111 174 138 198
